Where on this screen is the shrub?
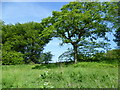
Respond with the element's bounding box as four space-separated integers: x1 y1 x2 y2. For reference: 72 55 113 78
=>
40 51 53 64
2 51 24 65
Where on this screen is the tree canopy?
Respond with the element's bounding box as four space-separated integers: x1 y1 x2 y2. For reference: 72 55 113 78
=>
2 22 52 64
1 2 119 64
44 2 118 63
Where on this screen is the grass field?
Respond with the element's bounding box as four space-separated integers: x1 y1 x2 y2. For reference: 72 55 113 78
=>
2 62 118 88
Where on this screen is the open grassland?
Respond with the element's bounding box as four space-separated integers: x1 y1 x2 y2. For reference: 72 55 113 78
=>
2 62 118 88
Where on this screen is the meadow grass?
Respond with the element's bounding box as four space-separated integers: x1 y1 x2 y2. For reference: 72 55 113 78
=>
0 64 2 90
2 62 118 88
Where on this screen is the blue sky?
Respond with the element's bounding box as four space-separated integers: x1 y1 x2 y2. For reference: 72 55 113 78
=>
2 2 68 24
2 2 117 62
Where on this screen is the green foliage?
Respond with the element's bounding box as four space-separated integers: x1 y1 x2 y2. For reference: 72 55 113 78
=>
59 48 119 64
45 2 118 63
2 22 52 64
114 28 120 49
58 48 74 62
0 20 4 65
40 51 53 64
114 1 120 49
91 52 105 61
2 50 24 65
58 45 106 62
91 49 120 63
104 49 120 62
2 62 118 88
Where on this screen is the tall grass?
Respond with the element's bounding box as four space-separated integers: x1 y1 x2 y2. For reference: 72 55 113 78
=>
0 65 2 89
2 62 118 88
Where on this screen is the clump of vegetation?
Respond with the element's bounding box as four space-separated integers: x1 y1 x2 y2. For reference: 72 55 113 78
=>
2 51 24 65
2 22 52 65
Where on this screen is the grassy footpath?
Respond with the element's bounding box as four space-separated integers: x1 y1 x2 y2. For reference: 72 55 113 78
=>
2 62 118 88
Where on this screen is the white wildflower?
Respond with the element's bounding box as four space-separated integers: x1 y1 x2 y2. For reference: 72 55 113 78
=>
44 82 49 86
45 71 48 73
39 75 41 77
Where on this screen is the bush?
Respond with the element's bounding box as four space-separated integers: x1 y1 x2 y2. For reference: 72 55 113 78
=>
40 52 53 64
105 49 120 60
2 51 24 65
90 49 120 63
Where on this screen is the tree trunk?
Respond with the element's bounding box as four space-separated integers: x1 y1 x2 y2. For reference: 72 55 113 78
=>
73 44 78 64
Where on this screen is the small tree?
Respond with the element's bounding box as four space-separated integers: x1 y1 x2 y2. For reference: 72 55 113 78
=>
44 52 53 64
58 48 74 62
40 52 53 64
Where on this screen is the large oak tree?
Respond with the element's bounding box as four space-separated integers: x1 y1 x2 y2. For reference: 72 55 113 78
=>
45 2 118 63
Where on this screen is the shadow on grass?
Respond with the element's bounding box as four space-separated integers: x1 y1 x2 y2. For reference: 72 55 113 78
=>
32 64 58 69
31 60 118 69
31 60 100 70
31 61 75 69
